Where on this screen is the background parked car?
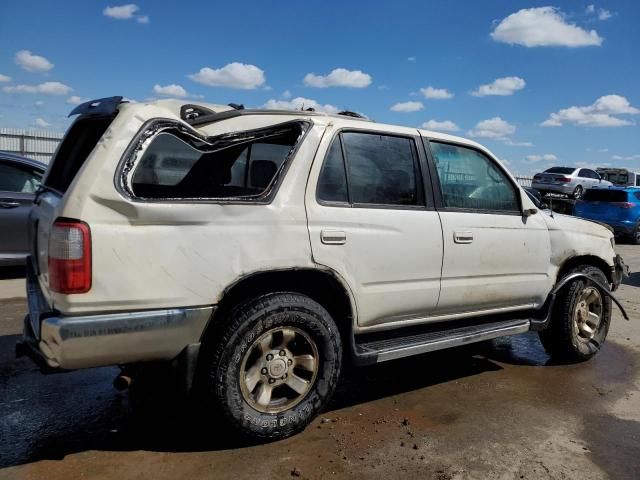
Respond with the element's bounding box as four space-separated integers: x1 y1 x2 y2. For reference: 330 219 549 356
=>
0 151 46 266
532 166 612 199
574 186 640 244
596 167 640 187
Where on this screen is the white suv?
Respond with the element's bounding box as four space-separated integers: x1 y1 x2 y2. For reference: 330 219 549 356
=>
18 97 628 441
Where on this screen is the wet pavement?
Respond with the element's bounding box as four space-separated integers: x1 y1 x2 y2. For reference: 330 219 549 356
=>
1 246 639 479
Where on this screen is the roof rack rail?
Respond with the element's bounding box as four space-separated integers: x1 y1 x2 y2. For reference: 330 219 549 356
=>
337 110 367 119
181 104 217 123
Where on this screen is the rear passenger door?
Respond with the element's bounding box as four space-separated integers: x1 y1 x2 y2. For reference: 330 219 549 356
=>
306 128 443 329
0 159 42 259
424 139 550 316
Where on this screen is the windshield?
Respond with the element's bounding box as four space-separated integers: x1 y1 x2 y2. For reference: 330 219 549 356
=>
544 167 575 174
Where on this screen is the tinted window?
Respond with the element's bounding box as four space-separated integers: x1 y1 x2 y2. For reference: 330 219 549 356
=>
545 167 575 174
317 137 348 203
341 132 423 206
635 192 640 200
583 189 628 202
636 176 640 187
131 123 301 199
430 142 519 212
0 161 42 193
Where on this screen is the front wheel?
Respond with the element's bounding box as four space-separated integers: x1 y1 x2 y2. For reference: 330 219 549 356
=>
539 265 612 362
200 292 342 441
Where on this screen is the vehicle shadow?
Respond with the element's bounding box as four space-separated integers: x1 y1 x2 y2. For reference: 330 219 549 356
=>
1 336 516 467
0 265 26 280
623 271 640 288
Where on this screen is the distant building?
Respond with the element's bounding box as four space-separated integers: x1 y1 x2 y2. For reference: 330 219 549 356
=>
0 127 63 164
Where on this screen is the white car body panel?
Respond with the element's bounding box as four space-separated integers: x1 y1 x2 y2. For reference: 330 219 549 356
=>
34 100 618 335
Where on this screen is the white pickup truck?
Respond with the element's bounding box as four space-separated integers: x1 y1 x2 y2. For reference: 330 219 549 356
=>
18 97 628 441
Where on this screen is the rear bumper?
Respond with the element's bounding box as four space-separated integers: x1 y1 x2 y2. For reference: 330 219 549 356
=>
531 182 575 194
17 263 214 370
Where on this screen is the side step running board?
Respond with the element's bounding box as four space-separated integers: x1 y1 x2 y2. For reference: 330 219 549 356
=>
353 318 531 365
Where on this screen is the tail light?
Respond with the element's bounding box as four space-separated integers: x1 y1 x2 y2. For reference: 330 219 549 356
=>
612 202 636 209
558 176 571 183
48 219 91 293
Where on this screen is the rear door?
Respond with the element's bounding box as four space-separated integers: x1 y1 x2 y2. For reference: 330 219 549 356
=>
0 158 43 261
424 139 550 316
306 127 443 329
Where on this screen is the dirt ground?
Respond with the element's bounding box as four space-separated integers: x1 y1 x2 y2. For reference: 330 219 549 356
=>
1 246 639 480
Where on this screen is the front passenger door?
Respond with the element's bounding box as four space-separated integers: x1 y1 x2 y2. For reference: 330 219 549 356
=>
425 140 550 316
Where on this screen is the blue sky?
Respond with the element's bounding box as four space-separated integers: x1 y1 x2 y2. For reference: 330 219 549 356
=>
0 0 638 175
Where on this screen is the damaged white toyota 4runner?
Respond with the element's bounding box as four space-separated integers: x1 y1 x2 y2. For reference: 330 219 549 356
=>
18 97 629 441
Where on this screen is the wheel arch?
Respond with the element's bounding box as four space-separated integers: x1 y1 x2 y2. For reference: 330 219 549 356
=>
556 255 613 285
207 267 357 347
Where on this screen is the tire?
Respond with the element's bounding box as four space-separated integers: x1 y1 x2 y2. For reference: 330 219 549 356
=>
630 223 640 245
572 185 584 199
539 265 612 362
200 292 342 441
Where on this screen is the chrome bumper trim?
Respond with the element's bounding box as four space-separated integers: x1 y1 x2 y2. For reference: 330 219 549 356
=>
27 306 214 370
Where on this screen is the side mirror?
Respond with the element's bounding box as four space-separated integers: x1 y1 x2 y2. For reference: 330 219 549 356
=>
523 208 538 217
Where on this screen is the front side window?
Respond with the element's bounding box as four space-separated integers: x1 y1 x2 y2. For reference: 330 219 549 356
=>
0 161 42 193
430 142 519 212
130 121 304 200
317 132 424 207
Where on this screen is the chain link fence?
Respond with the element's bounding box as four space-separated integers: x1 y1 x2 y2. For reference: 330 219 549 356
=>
0 128 64 164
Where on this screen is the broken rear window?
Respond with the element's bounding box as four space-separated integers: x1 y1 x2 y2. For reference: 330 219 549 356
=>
129 121 306 200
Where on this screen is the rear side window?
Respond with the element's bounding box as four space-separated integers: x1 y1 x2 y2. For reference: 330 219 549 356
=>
430 142 519 212
0 161 42 193
316 131 424 207
583 189 628 202
45 117 113 193
130 121 304 200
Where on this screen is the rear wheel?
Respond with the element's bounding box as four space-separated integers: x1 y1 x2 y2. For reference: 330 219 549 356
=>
572 185 584 199
200 292 342 441
630 223 640 245
539 265 612 362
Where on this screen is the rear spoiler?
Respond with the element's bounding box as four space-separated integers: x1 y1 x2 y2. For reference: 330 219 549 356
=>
68 96 125 118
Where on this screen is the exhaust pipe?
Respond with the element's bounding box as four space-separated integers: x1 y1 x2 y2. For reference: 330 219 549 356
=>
113 374 133 391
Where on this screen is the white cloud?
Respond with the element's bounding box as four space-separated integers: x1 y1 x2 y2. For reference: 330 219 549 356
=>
282 90 291 99
0 74 11 83
390 101 424 112
421 120 460 132
15 50 54 73
262 97 339 114
153 84 188 98
469 117 515 139
586 5 595 14
611 154 640 161
34 118 50 128
420 86 454 99
103 4 139 19
35 101 44 107
504 139 533 147
3 81 72 95
598 9 612 20
526 154 557 162
66 95 89 105
189 63 265 90
303 68 372 88
491 7 603 47
137 15 150 24
471 76 525 97
407 56 416 62
541 94 639 127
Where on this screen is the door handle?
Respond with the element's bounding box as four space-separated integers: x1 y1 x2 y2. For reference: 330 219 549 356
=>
453 231 473 244
321 230 347 245
0 200 20 209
